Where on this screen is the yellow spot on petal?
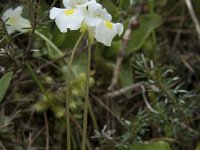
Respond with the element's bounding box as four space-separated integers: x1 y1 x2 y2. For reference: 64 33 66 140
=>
8 17 16 24
105 21 113 29
64 9 75 16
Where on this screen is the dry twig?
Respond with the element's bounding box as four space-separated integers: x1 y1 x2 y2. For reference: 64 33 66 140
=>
184 0 200 42
108 16 139 91
44 112 49 150
104 83 141 99
25 0 40 56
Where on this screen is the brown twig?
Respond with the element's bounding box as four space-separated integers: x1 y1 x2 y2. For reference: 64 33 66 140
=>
0 142 6 150
37 0 58 23
30 127 45 146
171 6 186 51
108 16 139 91
106 15 140 131
37 51 70 71
184 0 200 42
44 112 50 150
90 93 121 123
70 115 93 150
104 83 141 99
25 0 40 57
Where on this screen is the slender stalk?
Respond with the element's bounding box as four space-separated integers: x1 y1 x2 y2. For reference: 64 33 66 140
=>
35 30 77 76
25 0 39 55
44 112 49 150
35 31 63 56
184 0 200 42
35 30 85 149
66 33 85 150
81 39 92 150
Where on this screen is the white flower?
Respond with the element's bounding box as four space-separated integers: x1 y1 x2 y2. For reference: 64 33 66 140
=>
49 1 124 46
2 6 31 35
81 2 112 43
63 0 95 8
50 7 84 33
84 2 112 27
95 21 124 46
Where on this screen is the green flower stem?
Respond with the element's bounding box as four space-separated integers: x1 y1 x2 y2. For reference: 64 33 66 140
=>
81 38 92 150
148 0 154 14
35 30 77 77
35 30 85 150
66 33 85 150
35 31 63 56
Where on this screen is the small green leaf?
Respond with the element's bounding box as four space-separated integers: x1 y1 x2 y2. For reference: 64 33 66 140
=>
126 13 162 55
0 72 13 103
131 141 171 150
0 115 12 128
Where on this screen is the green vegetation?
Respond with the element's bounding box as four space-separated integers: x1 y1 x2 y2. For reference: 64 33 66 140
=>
0 0 200 149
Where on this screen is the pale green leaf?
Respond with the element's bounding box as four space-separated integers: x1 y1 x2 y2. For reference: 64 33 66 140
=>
126 13 162 55
0 72 13 103
131 141 171 150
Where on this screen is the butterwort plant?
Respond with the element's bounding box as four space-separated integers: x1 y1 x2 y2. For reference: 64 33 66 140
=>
50 0 124 150
1 0 124 149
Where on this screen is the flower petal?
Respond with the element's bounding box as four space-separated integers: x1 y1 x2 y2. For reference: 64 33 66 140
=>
2 8 13 20
55 8 84 32
14 6 23 15
115 23 124 36
63 0 95 8
88 2 102 15
101 8 112 21
95 21 117 46
15 16 31 31
2 6 31 34
63 0 75 8
87 2 111 23
84 15 102 27
85 2 111 28
6 26 15 35
50 7 63 19
75 0 93 8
